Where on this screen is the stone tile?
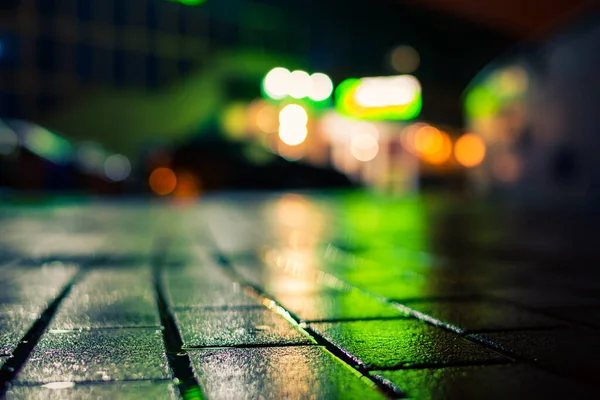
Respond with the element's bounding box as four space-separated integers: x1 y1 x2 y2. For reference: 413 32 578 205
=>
0 311 36 356
165 280 257 308
543 306 600 328
51 269 159 329
487 288 600 308
478 328 600 386
6 381 177 400
233 262 342 296
0 264 78 314
310 319 506 369
189 346 385 399
375 364 596 399
403 300 564 332
276 291 407 322
17 329 170 384
177 308 312 348
365 281 481 302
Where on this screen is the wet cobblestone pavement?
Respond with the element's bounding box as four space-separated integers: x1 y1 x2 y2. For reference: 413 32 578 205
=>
1 192 599 399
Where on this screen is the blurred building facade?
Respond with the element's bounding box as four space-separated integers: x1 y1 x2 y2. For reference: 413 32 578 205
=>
0 0 310 121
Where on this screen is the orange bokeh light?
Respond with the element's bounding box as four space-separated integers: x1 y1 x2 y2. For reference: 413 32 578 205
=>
149 167 177 195
424 132 452 165
173 170 201 199
455 133 486 167
414 126 443 156
412 126 452 164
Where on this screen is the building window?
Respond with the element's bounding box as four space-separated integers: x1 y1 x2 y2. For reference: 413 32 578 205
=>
0 33 19 67
76 0 93 20
36 37 58 73
0 91 21 118
145 54 158 88
37 93 59 114
114 2 128 27
178 59 193 76
0 0 20 12
36 0 58 16
114 49 126 86
76 43 93 82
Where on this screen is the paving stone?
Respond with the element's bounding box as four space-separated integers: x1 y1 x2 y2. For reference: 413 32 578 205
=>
477 328 600 386
176 308 312 348
543 306 600 328
375 364 597 399
0 264 78 314
6 381 177 400
51 269 159 329
402 299 564 332
189 346 385 399
17 329 170 384
487 288 600 308
310 319 506 369
364 281 481 302
276 291 407 322
166 280 257 308
0 311 37 356
236 266 339 296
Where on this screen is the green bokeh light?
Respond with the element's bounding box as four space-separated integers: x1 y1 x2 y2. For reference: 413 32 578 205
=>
464 86 500 118
334 78 421 121
23 126 73 164
168 0 206 5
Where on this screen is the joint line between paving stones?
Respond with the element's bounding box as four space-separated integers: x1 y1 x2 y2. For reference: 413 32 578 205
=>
0 270 86 397
483 295 600 331
213 252 406 399
151 245 205 400
255 245 576 385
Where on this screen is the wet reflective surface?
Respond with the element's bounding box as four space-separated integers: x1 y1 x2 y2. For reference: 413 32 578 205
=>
1 192 599 398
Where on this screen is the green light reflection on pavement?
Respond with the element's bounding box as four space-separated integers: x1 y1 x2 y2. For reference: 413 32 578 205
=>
182 385 205 400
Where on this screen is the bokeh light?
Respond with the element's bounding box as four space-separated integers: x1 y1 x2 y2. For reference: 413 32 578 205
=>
279 125 308 146
149 167 177 195
288 70 311 99
173 170 201 199
0 121 18 155
254 103 279 133
414 126 444 155
221 103 248 140
77 142 106 174
493 153 520 182
465 86 499 118
390 45 420 73
278 104 308 146
354 75 421 108
169 0 206 5
455 133 486 167
263 67 291 100
350 132 379 162
309 73 334 102
22 124 73 164
104 154 131 182
422 132 452 165
279 104 308 126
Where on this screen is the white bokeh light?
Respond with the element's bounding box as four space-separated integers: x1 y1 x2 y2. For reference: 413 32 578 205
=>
279 125 308 146
263 67 291 99
104 154 131 182
354 75 421 108
279 104 308 126
288 70 311 99
350 132 379 162
309 73 333 101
